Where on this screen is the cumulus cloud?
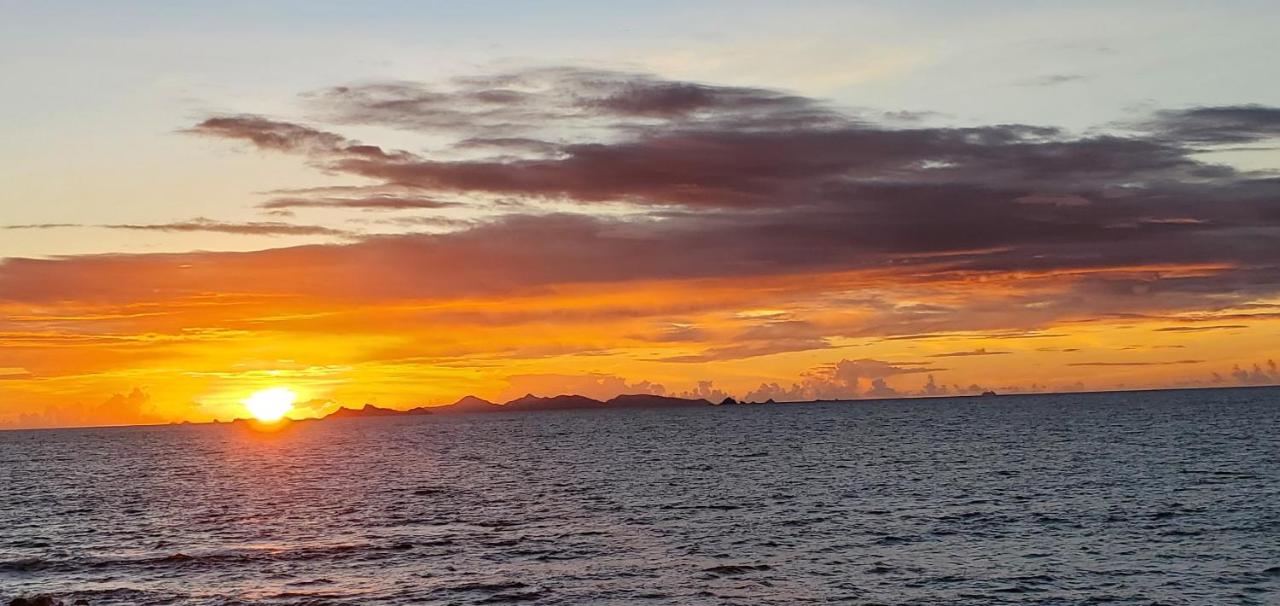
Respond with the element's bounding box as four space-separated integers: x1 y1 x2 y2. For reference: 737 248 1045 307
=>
1214 359 1280 385
3 388 163 429
744 358 940 401
674 380 735 403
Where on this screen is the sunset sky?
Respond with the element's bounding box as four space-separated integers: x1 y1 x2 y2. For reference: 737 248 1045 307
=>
2 1 1279 428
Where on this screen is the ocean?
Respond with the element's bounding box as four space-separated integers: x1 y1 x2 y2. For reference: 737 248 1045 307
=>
2 387 1278 605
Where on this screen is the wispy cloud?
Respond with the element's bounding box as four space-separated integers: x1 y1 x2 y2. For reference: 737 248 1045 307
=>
3 218 351 237
259 196 456 211
1068 360 1204 367
1154 325 1248 333
1016 74 1087 87
928 348 1011 358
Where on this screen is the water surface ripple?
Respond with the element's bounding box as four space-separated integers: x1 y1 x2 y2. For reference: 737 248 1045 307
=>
2 387 1278 604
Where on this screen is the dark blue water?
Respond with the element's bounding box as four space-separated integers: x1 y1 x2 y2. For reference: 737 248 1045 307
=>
3 387 1278 605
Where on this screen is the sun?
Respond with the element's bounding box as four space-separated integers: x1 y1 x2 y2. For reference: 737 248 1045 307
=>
243 387 297 422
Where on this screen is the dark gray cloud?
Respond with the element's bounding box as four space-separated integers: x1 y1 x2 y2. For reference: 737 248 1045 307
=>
3 67 1279 338
1143 105 1280 144
304 67 836 136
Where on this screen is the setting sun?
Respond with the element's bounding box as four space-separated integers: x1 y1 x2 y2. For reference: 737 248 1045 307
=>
242 388 297 422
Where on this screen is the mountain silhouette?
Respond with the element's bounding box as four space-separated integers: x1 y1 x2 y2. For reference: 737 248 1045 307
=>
428 395 501 412
325 404 434 419
502 393 604 411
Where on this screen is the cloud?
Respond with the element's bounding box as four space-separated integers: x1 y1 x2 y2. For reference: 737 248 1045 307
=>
4 218 350 237
2 388 163 429
259 196 456 211
658 320 831 362
744 358 941 401
1225 359 1279 385
928 348 1011 358
172 72 1280 322
1142 105 1280 144
187 115 407 160
303 67 835 137
104 219 352 237
2 223 81 230
1153 325 1248 333
674 380 734 403
1017 74 1087 87
1 67 1278 402
164 70 1280 325
1067 360 1204 367
0 367 32 380
636 323 707 343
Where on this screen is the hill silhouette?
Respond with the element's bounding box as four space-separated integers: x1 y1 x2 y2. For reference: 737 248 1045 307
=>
607 394 713 408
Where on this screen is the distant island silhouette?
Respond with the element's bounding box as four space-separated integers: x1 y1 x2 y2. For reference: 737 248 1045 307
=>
11 385 1280 432
184 393 866 427
292 391 1039 422
319 393 719 419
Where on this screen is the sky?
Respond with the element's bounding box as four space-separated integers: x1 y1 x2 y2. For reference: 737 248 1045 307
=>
1 1 1279 428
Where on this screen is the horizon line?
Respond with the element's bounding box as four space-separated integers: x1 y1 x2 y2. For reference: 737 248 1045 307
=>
4 383 1276 433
